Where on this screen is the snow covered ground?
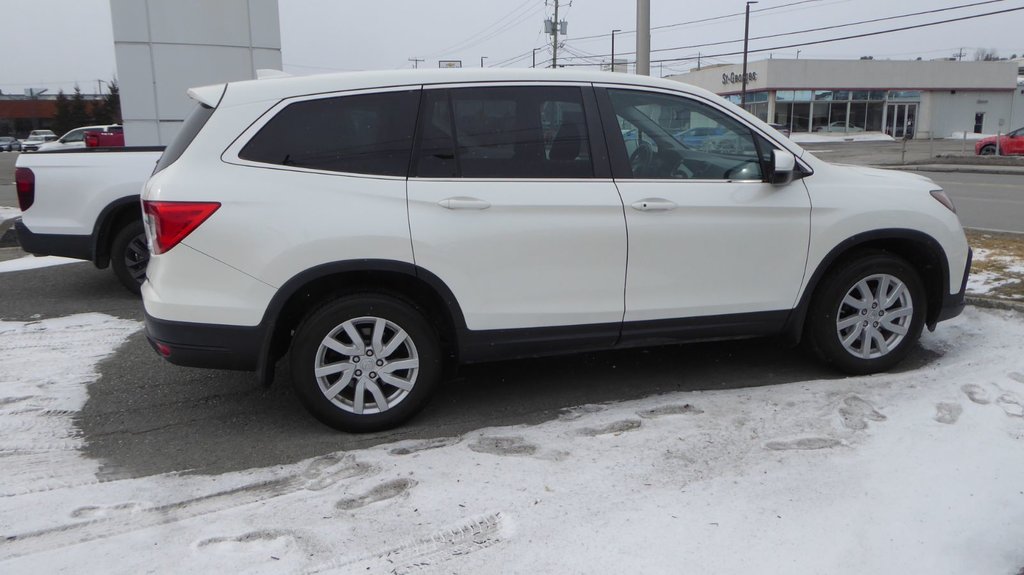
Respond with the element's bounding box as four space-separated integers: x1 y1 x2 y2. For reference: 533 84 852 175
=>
1 308 1022 574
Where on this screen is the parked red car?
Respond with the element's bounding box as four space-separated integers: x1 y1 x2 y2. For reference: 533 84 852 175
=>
975 126 1024 155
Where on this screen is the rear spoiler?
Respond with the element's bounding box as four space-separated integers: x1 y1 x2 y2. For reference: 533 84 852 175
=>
186 83 227 108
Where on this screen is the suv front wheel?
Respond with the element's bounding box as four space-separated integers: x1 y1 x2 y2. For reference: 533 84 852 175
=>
806 251 926 374
289 294 442 432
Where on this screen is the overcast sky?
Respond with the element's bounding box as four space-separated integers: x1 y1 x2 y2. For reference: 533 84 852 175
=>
2 0 1021 94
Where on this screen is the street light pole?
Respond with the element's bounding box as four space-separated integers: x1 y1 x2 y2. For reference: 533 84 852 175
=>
741 1 758 108
610 29 622 72
480 56 488 68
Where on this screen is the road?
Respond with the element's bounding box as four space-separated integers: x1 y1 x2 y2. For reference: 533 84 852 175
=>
914 171 1024 233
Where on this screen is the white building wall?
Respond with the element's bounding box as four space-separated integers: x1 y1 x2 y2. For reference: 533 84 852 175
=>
109 0 282 145
926 91 1016 137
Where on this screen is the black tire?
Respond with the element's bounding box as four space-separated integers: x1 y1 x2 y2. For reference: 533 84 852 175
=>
289 294 442 432
110 220 149 295
979 144 996 156
805 251 926 375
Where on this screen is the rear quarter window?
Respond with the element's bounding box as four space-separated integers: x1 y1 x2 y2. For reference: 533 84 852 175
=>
239 89 421 177
153 103 215 174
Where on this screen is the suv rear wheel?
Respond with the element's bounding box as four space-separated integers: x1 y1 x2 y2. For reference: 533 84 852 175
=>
806 251 926 374
289 294 442 432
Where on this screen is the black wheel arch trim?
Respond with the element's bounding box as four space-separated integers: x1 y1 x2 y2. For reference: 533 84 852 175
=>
782 227 960 343
91 195 142 269
253 259 468 386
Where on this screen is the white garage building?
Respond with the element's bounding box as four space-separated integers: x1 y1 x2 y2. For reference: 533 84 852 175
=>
668 59 1023 139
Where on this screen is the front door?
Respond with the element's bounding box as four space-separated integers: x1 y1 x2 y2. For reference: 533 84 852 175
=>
598 87 811 323
886 103 917 138
407 85 627 333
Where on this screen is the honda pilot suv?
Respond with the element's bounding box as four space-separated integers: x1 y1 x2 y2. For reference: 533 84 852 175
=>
142 69 970 432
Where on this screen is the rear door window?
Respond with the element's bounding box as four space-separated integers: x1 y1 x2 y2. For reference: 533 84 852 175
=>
413 85 593 179
240 89 421 177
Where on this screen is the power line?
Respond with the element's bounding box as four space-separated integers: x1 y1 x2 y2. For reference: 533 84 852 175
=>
567 0 829 43
559 0 1009 61
422 0 543 59
556 4 1024 67
651 3 1024 64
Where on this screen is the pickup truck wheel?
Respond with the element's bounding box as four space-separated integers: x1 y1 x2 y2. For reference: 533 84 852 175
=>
289 295 442 432
806 251 926 375
110 220 149 295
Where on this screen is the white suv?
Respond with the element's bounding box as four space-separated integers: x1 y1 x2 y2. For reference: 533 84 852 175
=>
141 69 970 432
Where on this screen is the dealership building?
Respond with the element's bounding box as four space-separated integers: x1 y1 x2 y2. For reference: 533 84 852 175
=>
668 59 1023 139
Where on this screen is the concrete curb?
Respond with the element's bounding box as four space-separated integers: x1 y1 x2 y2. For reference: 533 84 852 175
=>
966 296 1024 312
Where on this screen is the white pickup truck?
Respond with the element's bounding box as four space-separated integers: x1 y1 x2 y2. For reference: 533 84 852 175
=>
14 147 164 292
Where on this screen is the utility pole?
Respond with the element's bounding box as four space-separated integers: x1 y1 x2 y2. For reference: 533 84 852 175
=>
532 48 538 68
697 52 701 69
480 56 488 67
741 1 757 107
546 0 566 68
408 58 424 69
610 28 618 71
636 0 650 75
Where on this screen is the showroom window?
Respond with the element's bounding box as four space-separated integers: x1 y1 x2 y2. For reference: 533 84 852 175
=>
239 90 421 177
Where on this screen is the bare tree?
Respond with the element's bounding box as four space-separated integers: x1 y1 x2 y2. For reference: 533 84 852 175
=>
973 48 1000 61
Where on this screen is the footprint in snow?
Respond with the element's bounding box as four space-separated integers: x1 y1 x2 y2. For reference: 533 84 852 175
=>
577 419 642 437
839 395 886 430
558 404 607 421
301 454 374 491
961 384 991 405
335 478 417 510
71 502 145 519
997 393 1024 418
933 402 963 425
196 529 309 555
469 436 538 456
765 437 842 451
637 403 703 419
389 437 461 456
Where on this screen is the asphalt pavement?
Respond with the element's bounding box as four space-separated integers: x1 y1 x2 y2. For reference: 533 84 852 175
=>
0 258 889 479
0 141 1013 480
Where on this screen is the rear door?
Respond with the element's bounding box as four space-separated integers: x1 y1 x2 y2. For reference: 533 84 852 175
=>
597 86 811 324
406 84 627 334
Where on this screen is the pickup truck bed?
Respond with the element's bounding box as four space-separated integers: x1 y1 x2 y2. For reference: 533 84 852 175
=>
15 147 164 293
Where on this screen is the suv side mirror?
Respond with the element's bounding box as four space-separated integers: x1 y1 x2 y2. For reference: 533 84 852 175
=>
770 149 797 185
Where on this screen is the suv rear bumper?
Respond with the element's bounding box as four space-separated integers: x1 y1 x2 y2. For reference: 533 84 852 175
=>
14 220 92 260
144 311 264 371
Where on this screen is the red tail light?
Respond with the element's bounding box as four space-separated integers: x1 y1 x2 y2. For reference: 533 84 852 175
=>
142 200 220 255
15 167 34 211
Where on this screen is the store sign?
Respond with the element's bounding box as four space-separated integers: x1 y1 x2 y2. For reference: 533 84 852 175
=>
722 71 757 85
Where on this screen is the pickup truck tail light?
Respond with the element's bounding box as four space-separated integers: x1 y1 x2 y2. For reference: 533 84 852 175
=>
142 200 220 255
15 167 34 211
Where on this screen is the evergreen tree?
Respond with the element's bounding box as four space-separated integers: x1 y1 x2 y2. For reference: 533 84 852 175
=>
68 86 91 130
105 80 121 124
52 90 73 136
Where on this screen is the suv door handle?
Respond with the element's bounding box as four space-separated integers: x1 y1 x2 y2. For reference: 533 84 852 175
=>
438 197 491 210
631 198 677 212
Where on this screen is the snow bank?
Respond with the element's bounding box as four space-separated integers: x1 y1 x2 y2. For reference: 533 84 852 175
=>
0 255 83 273
947 131 992 141
1 309 1023 574
0 206 20 223
790 132 895 144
